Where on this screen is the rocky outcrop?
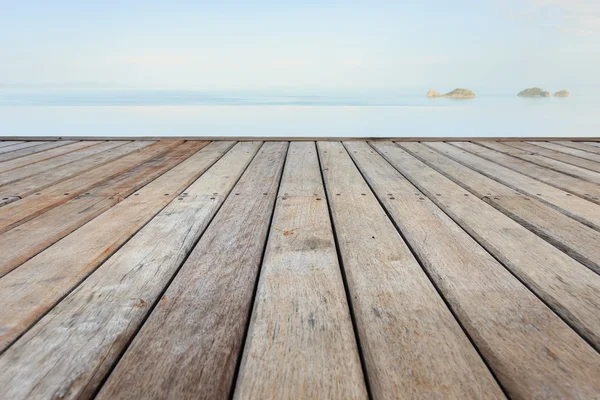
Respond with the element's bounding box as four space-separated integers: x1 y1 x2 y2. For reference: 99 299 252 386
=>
554 90 570 97
427 88 475 98
518 88 551 97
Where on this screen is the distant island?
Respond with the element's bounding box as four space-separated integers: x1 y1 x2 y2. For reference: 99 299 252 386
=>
518 88 550 97
427 88 476 99
554 90 570 97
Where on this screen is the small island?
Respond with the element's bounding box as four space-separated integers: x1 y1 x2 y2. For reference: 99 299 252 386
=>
427 88 476 99
517 87 551 97
554 90 570 97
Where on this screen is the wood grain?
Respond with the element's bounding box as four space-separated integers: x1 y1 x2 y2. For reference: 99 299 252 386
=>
0 140 151 204
506 141 600 173
554 141 600 155
0 140 182 232
0 141 74 162
349 141 600 398
0 141 101 174
0 141 235 351
530 141 600 163
0 141 48 154
98 142 287 400
0 141 24 149
380 141 600 348
0 141 208 277
317 141 503 399
0 141 125 188
0 142 261 400
475 141 600 185
450 141 600 204
234 142 367 399
425 141 600 231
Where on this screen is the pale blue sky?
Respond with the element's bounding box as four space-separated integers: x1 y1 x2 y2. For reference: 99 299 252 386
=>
1 0 599 92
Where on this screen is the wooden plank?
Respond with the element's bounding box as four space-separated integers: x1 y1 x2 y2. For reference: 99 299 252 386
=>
0 140 182 233
555 141 600 155
349 140 600 398
98 142 287 400
0 141 75 163
506 141 600 173
0 141 48 154
399 141 600 275
0 141 236 351
383 141 600 347
0 141 209 277
450 141 600 204
0 141 126 187
425 141 600 231
0 141 152 204
0 141 102 174
530 141 600 163
584 141 600 148
0 142 261 400
234 142 367 399
316 141 502 398
475 141 600 186
0 141 24 149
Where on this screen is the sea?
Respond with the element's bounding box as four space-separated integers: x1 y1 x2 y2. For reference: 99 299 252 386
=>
0 89 598 138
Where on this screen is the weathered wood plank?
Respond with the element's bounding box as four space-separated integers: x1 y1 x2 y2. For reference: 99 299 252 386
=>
0 141 75 162
399 141 600 275
0 142 261 400
0 141 48 154
349 141 600 398
0 141 152 203
530 141 600 163
98 142 287 400
0 141 125 188
0 141 236 351
0 141 102 174
0 140 182 232
506 141 600 173
555 141 600 155
316 141 502 399
234 142 367 399
584 141 600 148
451 141 600 204
0 141 209 277
0 141 24 149
426 141 600 231
476 141 600 185
382 141 600 348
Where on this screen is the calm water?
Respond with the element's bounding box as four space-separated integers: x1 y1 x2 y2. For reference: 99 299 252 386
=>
0 89 598 137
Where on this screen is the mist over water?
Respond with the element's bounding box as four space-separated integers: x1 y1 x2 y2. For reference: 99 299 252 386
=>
0 89 598 137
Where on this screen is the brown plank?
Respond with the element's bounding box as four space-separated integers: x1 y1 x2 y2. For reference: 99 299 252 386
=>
0 141 125 188
0 141 102 174
530 141 600 163
349 140 600 398
426 141 600 231
316 141 503 398
0 141 75 162
475 141 600 185
0 141 236 351
506 141 600 173
0 142 261 400
383 141 600 347
555 141 600 155
451 141 600 203
0 141 48 154
98 142 287 399
234 142 367 399
0 141 208 277
0 140 182 232
0 140 152 205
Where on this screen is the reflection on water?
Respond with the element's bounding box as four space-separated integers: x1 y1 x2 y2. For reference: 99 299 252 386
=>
0 91 598 137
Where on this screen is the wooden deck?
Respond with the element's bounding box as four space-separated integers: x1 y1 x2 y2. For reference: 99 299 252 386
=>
0 138 599 399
